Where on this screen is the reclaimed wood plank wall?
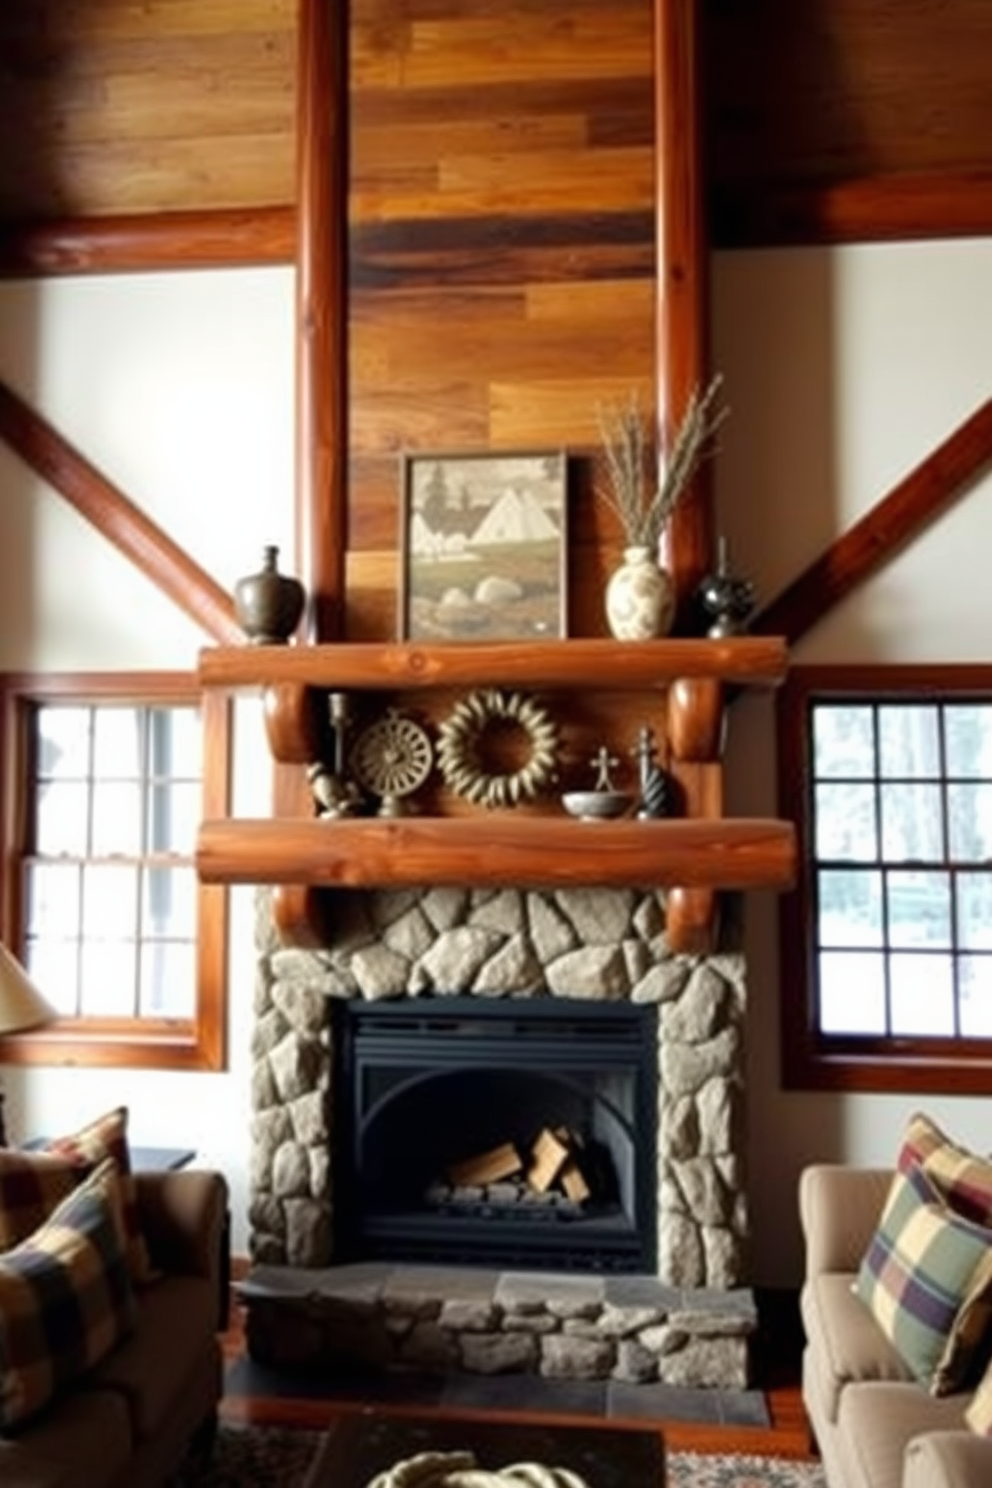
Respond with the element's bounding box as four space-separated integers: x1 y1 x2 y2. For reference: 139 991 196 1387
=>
344 0 657 642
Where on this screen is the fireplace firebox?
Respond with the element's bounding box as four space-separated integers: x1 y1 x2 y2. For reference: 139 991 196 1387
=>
332 997 658 1273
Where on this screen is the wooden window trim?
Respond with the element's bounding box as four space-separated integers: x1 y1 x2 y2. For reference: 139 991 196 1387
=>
778 662 992 1095
0 671 230 1072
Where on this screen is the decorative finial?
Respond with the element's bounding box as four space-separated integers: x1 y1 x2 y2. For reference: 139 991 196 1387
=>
631 725 672 819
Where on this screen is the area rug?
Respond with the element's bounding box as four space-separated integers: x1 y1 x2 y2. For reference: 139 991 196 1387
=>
668 1455 826 1488
167 1423 827 1488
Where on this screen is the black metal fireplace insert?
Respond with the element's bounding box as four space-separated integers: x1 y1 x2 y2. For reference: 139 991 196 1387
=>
332 997 657 1273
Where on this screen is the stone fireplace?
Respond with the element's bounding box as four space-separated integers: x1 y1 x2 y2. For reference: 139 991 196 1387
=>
248 883 749 1289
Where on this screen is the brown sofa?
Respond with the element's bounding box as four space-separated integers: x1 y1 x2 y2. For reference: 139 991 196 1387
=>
800 1163 992 1488
0 1168 228 1488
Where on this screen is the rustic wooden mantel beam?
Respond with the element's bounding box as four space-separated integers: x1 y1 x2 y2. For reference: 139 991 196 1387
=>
198 816 796 894
201 637 788 696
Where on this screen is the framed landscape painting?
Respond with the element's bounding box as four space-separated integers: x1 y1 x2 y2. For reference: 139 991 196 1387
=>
399 450 568 642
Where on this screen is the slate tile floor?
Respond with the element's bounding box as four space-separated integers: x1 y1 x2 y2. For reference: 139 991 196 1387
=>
226 1350 769 1427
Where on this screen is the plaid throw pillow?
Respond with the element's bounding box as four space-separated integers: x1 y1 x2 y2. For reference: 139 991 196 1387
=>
0 1158 136 1430
899 1111 992 1226
855 1159 992 1395
966 1355 992 1436
0 1149 88 1251
44 1107 154 1285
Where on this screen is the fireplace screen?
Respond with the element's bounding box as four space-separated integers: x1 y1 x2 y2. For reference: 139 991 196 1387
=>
333 997 657 1273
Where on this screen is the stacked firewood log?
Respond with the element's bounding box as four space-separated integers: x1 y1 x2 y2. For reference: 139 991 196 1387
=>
428 1127 598 1212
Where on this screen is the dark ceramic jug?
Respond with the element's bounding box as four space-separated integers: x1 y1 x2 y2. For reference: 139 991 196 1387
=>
233 545 305 644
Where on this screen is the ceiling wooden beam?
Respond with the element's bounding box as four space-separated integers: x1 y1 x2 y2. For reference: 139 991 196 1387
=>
0 207 294 279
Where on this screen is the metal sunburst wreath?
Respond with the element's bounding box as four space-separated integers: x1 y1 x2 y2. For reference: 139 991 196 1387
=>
435 688 559 810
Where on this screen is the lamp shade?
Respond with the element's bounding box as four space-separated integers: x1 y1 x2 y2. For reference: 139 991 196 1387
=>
0 944 56 1036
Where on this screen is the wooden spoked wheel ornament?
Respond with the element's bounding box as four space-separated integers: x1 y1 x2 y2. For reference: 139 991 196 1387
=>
350 709 433 815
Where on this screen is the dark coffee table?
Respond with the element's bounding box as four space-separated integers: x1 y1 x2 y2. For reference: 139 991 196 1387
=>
304 1410 665 1487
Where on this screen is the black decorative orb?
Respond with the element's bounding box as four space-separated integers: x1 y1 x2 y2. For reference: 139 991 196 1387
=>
696 568 756 638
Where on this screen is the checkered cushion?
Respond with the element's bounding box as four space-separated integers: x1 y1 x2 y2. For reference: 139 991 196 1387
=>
899 1110 992 1226
0 1149 88 1252
855 1159 992 1394
0 1158 136 1430
967 1354 992 1435
44 1107 153 1285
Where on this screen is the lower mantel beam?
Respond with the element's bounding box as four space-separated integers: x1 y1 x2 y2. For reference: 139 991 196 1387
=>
197 815 796 892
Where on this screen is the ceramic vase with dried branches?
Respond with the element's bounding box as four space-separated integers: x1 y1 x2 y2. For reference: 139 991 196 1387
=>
597 378 727 640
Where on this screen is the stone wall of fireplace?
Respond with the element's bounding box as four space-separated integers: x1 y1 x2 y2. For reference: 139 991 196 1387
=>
248 884 749 1290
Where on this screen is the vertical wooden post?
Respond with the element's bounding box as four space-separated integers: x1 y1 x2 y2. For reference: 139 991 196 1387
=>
276 0 349 931
296 0 348 644
654 0 715 620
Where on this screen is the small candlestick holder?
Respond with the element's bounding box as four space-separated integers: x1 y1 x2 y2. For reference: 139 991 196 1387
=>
308 692 362 818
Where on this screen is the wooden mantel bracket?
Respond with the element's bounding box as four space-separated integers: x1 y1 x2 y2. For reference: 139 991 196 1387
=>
272 885 334 947
665 676 727 953
263 683 325 764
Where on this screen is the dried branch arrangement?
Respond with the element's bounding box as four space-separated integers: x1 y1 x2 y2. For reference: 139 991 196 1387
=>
595 375 729 551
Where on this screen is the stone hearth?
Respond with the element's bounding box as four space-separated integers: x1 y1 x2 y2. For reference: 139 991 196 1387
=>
239 1260 757 1391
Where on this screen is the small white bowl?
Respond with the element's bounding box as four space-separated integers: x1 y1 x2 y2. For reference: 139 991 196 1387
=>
561 790 632 821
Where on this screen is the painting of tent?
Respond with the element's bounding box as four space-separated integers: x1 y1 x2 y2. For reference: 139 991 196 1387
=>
400 451 568 641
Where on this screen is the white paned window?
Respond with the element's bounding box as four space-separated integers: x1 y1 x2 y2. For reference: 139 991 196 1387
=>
26 702 199 1019
1 676 229 1072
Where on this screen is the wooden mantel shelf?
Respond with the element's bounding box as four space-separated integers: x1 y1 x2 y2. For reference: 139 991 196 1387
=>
197 815 796 892
197 636 789 692
196 635 794 953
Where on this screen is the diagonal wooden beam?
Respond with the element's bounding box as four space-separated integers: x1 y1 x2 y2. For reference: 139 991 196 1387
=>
0 378 242 644
754 394 992 647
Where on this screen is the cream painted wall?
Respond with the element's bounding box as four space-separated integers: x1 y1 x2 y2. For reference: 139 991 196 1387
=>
713 238 992 1285
2 245 989 1280
0 267 295 1252
0 269 296 669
